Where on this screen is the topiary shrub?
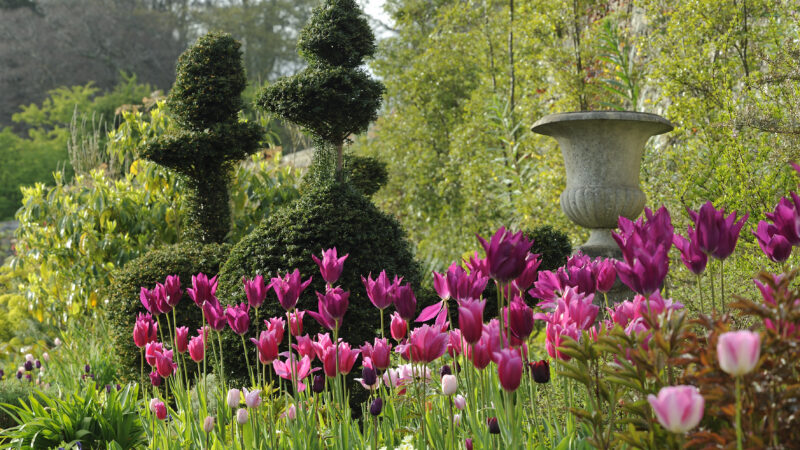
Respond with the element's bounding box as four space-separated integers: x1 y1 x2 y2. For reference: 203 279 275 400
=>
105 242 229 383
216 181 428 388
345 154 388 197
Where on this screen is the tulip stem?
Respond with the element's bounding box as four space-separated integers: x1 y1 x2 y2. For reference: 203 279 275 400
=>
288 309 296 398
448 395 455 449
720 259 726 314
497 281 507 348
216 331 226 391
709 262 717 314
696 274 705 316
380 309 385 340
241 335 255 387
735 376 743 450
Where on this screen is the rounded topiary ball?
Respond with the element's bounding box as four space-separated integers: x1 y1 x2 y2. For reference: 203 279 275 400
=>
346 155 388 197
167 32 247 129
297 0 376 68
105 242 229 383
216 181 430 387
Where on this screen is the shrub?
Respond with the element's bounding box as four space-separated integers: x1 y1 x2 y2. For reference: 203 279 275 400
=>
525 225 572 272
0 381 58 431
344 154 388 197
105 242 229 383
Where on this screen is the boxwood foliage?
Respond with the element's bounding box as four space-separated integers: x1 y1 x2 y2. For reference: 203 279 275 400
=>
105 242 229 383
345 154 388 197
216 181 432 390
143 32 262 244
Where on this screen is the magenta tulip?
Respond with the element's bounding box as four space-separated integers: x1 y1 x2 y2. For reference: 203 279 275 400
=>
457 298 485 344
433 269 450 300
188 273 218 308
175 326 189 353
717 330 760 376
476 227 534 282
242 275 268 309
163 275 182 307
595 259 617 293
394 284 417 322
362 270 398 310
616 246 669 296
322 343 361 377
150 398 167 420
390 311 407 341
753 220 793 263
495 348 523 392
512 253 542 292
765 195 800 245
203 301 227 331
140 285 169 315
133 313 157 349
647 385 705 433
270 269 312 311
407 324 448 364
251 330 280 364
265 317 286 343
273 355 312 391
188 335 204 363
145 342 163 367
149 371 162 386
312 247 349 284
308 287 350 330
673 230 708 275
288 310 305 337
446 263 488 301
362 338 391 370
507 296 534 340
154 349 177 378
225 303 251 335
293 334 317 360
689 201 748 260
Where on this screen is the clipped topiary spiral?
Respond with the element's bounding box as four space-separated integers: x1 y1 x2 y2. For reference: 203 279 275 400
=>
297 0 376 68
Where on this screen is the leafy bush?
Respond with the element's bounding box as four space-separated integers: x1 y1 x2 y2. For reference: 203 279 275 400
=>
344 154 388 197
0 384 146 448
105 242 229 383
525 225 572 272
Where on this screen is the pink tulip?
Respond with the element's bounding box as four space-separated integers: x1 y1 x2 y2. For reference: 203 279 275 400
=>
457 298 485 344
476 227 534 282
154 349 177 378
203 302 227 331
647 385 704 433
495 348 523 392
288 310 305 337
188 335 204 363
243 275 268 309
273 355 312 391
407 324 448 364
140 285 169 315
441 374 457 395
265 317 286 343
236 408 248 425
507 296 534 340
251 330 280 364
188 273 218 308
225 303 251 335
362 271 399 310
293 334 317 360
163 275 182 307
270 269 312 311
243 387 261 408
394 284 417 322
717 330 760 376
150 398 167 420
175 326 189 353
433 269 450 300
447 329 463 357
145 342 164 367
322 342 360 376
149 371 162 386
362 338 392 370
312 333 335 360
390 311 407 341
595 259 617 293
312 247 349 284
308 287 350 330
133 313 157 349
454 394 466 410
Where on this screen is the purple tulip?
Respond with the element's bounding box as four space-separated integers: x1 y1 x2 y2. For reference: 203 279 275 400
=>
308 287 350 330
487 417 500 434
764 195 800 245
163 275 182 307
616 246 669 296
133 312 158 349
362 271 398 310
457 298 485 344
673 230 708 275
312 247 349 285
188 273 218 308
595 259 617 293
140 285 169 315
753 220 792 263
150 371 162 386
688 201 748 260
464 252 490 279
270 269 313 311
225 303 251 335
203 301 227 331
476 227 534 282
243 275 268 309
613 207 674 264
512 253 542 292
507 296 534 340
394 283 417 322
647 385 704 433
370 397 383 416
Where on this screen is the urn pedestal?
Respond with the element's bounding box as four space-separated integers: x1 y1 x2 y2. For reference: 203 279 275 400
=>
531 111 673 259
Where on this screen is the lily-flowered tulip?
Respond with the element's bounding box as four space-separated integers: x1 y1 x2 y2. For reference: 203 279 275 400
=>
270 269 312 311
154 349 177 378
689 201 749 260
442 374 457 395
764 194 800 245
457 298 485 344
673 230 708 275
140 285 169 315
150 398 167 420
243 388 261 408
394 284 417 322
149 371 162 386
273 355 313 391
754 220 793 263
362 271 399 310
647 385 705 433
188 335 204 363
390 311 407 341
309 287 350 330
242 275 267 309
288 310 305 337
163 275 182 307
203 302 227 331
407 324 448 364
595 259 617 293
265 317 286 343
145 342 164 367
495 348 523 392
717 330 760 376
188 273 218 308
362 338 392 370
512 253 542 292
508 296 534 339
133 313 157 349
293 334 317 360
225 303 251 335
441 261 489 302
227 388 240 408
616 246 669 296
175 326 189 353
236 408 248 425
476 227 534 282
251 330 280 364
312 247 349 284
528 360 550 383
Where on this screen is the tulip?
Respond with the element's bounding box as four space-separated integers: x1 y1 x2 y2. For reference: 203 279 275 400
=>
466 438 473 450
42 353 49 362
362 338 392 370
322 343 360 376
689 201 749 260
251 330 280 364
140 284 169 315
407 324 448 364
476 227 534 282
270 269 313 311
265 317 286 343
370 397 383 416
765 195 800 245
448 329 463 357
312 374 325 393
495 348 523 392
175 326 189 353
54 338 61 346
453 413 462 426
442 374 457 395
309 287 350 330
188 273 218 307
225 303 251 335
242 275 267 309
487 417 500 434
673 231 708 275
202 302 227 331
647 385 704 433
133 313 158 349
288 310 305 337
528 360 550 384
613 206 674 264
163 274 182 307
468 335 492 370
23 360 32 371
85 363 91 373
754 220 793 263
293 334 317 360
362 270 399 310
243 388 261 408
433 269 450 300
203 416 215 433
154 349 177 378
188 335 205 363
616 246 669 297
595 259 617 293
457 298 485 344
717 330 760 376
145 342 164 367
464 252 490 279
149 371 162 386
273 355 313 391
312 247 349 284
150 398 167 420
284 404 297 420
236 408 248 425
227 388 241 408
394 284 417 322
359 366 378 389
507 296 534 340
454 394 466 410
312 333 335 360
390 311 407 341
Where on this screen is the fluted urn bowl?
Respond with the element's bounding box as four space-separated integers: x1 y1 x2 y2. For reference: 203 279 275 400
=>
531 111 673 258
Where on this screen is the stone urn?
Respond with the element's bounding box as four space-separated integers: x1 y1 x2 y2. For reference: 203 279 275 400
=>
531 111 673 258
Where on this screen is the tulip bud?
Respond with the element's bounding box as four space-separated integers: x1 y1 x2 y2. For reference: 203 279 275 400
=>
487 417 500 434
203 416 215 433
390 312 407 341
285 404 297 420
440 365 452 376
717 330 760 376
227 388 241 408
150 371 162 387
84 364 91 373
454 394 466 410
362 366 377 387
236 408 248 425
42 352 49 362
441 374 457 395
370 397 383 416
35 360 41 369
312 374 325 393
105 384 113 393
24 361 33 371
466 438 473 450
453 413 461 426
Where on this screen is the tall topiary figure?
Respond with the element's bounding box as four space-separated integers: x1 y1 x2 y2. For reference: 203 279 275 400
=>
106 32 262 382
258 0 384 178
218 1 433 402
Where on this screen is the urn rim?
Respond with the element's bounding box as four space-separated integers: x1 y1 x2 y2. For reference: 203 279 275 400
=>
531 110 674 136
